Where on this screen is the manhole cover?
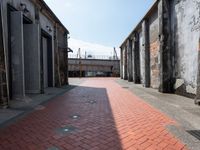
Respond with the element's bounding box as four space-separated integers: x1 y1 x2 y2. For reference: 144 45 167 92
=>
56 125 77 135
47 146 60 150
70 114 80 119
187 130 200 140
35 105 46 110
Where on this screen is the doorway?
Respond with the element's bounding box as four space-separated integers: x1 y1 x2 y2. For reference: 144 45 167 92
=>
41 30 53 92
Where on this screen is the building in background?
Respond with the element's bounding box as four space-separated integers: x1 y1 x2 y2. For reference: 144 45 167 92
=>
68 48 120 77
0 0 69 108
120 0 200 102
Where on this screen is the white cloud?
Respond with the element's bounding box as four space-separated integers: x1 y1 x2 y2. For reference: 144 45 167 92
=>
68 38 120 58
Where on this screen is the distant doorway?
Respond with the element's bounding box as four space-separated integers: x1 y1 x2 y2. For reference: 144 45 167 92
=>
41 30 53 92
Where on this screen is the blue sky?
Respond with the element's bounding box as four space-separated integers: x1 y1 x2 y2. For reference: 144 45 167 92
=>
44 0 155 55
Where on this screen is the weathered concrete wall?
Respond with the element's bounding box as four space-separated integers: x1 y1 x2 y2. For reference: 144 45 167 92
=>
120 0 200 99
149 9 159 89
171 0 199 96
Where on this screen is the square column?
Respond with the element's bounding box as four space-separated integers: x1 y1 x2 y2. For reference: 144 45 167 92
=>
122 46 127 80
142 20 150 87
127 39 133 82
158 0 174 93
132 32 141 84
120 48 123 79
10 11 25 99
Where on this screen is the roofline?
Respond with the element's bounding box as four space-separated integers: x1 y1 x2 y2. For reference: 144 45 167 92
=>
120 0 159 48
39 0 69 34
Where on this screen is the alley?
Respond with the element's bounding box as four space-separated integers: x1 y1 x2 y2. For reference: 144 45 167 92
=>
0 78 191 150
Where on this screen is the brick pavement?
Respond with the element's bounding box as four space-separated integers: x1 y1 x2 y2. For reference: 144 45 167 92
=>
0 78 188 150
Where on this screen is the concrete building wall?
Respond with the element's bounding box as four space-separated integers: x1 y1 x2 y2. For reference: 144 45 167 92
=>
149 9 159 89
68 59 120 73
120 0 200 99
171 0 199 96
0 0 69 107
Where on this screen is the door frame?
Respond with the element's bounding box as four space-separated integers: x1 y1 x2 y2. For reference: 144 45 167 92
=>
40 29 53 93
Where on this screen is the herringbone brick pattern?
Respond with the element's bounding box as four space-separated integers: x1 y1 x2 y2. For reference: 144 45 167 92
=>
0 78 188 150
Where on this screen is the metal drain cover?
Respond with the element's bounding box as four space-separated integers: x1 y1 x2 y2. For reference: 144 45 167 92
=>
70 115 80 119
87 100 97 104
56 125 77 135
122 87 129 89
47 146 60 150
187 130 200 140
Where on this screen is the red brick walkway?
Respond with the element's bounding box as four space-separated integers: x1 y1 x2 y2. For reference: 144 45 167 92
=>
0 78 188 150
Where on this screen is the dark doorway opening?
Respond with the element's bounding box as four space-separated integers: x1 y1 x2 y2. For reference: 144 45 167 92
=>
41 29 53 93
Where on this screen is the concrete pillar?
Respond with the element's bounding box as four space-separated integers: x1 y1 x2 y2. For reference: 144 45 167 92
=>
195 44 200 103
120 47 123 79
142 20 150 87
158 0 174 93
195 39 200 104
0 4 8 107
132 32 141 84
24 24 41 94
65 33 69 85
10 11 25 99
127 39 133 82
123 46 128 80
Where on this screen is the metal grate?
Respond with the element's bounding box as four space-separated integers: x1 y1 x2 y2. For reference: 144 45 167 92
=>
187 130 200 140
